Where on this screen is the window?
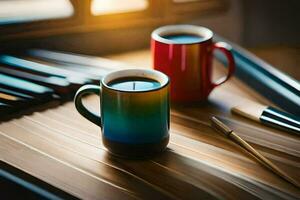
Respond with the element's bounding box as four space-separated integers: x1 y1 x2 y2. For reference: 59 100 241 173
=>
0 0 74 25
0 0 228 42
91 0 148 15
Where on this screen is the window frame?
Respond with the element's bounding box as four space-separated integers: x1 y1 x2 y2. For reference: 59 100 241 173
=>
167 0 229 16
0 0 228 41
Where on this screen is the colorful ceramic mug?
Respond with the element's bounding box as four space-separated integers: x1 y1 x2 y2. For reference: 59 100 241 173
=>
74 69 170 158
151 24 235 102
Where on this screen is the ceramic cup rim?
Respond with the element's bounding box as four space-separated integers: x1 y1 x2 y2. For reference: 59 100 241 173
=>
151 24 213 45
101 69 169 93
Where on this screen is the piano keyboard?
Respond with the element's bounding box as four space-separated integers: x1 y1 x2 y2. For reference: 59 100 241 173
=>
1 49 299 199
0 49 117 121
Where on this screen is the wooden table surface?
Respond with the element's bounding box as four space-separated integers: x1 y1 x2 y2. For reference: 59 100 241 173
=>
1 50 299 199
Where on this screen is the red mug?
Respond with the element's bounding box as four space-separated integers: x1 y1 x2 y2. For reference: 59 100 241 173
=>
151 25 235 102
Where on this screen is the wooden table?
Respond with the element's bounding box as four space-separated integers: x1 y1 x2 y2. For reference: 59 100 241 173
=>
1 50 299 199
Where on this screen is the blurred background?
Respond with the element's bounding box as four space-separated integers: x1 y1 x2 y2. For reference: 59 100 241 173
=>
0 0 299 79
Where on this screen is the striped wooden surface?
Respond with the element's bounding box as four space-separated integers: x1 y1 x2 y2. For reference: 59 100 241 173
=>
1 50 299 199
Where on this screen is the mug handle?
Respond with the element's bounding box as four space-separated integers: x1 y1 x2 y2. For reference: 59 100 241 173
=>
210 41 235 89
74 84 102 127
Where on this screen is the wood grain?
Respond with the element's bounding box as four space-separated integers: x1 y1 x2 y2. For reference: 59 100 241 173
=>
1 50 299 199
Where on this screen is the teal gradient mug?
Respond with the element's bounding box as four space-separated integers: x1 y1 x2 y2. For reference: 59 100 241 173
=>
74 69 170 158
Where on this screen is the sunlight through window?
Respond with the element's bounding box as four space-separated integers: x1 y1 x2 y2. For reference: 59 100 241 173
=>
0 0 73 25
91 0 148 15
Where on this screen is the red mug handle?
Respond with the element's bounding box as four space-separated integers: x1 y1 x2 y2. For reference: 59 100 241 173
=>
210 42 235 89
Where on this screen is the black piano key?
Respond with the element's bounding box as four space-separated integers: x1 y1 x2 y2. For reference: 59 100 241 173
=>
0 92 32 108
0 88 41 116
0 88 35 100
0 88 40 108
0 88 60 120
0 67 73 98
0 55 93 85
0 92 27 102
0 73 55 101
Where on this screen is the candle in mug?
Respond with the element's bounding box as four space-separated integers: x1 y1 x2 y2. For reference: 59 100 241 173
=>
108 77 161 91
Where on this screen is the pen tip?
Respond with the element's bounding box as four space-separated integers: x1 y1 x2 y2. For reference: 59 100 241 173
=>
211 116 232 136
